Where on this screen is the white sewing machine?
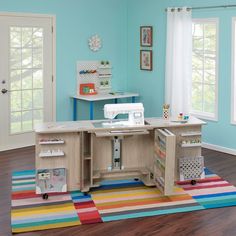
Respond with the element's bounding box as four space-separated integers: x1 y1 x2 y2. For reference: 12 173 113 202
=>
103 103 144 126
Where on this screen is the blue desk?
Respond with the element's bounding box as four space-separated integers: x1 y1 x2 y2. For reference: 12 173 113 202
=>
72 92 139 120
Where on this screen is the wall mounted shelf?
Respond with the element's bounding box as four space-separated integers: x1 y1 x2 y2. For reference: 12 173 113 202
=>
39 151 65 158
39 140 65 145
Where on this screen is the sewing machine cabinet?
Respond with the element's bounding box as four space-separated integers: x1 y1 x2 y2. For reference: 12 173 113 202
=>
35 117 205 195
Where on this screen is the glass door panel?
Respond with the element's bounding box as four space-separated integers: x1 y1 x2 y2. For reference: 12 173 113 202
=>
9 26 44 134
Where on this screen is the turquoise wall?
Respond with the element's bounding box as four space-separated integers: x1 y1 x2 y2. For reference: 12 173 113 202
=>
0 0 128 120
127 0 236 150
1 0 236 150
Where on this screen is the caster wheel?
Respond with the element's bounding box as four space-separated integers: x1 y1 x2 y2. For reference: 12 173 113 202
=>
42 193 49 200
191 180 197 185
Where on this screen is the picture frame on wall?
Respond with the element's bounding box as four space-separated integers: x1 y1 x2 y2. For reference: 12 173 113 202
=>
140 50 152 71
140 26 153 47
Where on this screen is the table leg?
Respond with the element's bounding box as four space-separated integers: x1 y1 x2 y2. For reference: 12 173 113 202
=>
132 96 136 103
90 101 94 120
114 99 118 119
73 98 77 121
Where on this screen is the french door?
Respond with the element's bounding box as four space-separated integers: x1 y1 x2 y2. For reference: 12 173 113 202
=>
0 14 55 151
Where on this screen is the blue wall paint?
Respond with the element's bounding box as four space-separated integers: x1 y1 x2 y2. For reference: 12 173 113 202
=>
127 0 236 150
1 0 236 149
0 0 128 120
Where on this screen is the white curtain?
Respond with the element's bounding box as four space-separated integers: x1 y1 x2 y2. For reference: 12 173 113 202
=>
165 7 192 118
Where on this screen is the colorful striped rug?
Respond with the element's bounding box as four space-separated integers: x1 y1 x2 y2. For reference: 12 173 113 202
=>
11 169 236 233
11 170 81 233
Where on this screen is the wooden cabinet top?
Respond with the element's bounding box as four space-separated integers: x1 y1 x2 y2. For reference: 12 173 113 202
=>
34 116 206 134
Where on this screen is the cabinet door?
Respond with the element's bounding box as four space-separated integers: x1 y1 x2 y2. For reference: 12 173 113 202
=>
154 129 176 195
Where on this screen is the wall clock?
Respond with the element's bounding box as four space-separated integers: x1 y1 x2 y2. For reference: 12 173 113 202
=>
88 34 102 52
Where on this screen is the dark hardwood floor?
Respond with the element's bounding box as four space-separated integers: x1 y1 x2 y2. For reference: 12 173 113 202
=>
1 147 236 236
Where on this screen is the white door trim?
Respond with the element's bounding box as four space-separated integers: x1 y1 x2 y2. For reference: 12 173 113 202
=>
0 12 56 122
0 12 56 151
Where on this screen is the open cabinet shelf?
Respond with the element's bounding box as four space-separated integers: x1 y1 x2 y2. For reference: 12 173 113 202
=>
80 131 93 192
181 143 202 148
180 132 202 137
153 128 176 196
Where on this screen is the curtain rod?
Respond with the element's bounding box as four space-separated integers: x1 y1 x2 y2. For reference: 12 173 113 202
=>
165 4 236 12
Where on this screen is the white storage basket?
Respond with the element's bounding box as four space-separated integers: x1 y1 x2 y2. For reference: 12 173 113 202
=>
179 156 205 181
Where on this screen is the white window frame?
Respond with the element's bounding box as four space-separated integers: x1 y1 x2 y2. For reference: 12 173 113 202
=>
231 17 236 124
191 18 219 121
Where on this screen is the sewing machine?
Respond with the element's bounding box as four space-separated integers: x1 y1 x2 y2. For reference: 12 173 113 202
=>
103 103 144 126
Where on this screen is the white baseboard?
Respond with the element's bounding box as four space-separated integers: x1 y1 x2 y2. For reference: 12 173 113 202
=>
202 142 236 156
0 143 34 152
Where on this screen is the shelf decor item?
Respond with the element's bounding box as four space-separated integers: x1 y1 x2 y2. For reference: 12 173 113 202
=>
80 83 97 95
77 61 112 95
36 168 67 195
140 26 153 47
163 104 170 120
88 34 102 52
140 50 152 71
100 60 110 67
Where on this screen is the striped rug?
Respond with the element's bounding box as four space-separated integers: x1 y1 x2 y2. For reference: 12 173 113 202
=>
11 169 236 233
90 179 204 222
177 169 236 209
11 170 81 233
71 190 102 224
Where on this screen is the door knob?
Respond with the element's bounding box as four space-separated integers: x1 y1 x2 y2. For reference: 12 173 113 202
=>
1 88 8 94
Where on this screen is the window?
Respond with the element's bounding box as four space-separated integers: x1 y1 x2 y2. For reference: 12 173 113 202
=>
191 19 218 120
232 18 236 124
10 27 44 133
